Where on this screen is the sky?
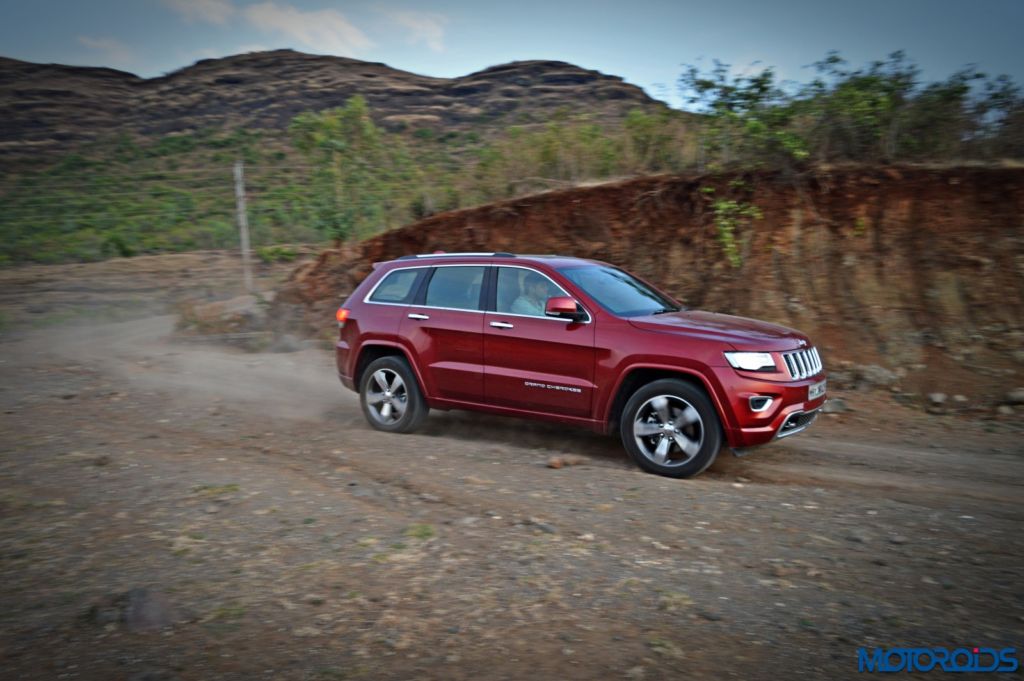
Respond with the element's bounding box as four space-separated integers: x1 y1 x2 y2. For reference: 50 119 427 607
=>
1 0 1022 107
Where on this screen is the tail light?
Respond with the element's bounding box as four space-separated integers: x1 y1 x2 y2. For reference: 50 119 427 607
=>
336 308 350 328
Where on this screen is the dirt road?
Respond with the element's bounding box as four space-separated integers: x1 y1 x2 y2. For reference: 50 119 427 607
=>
1 257 1022 680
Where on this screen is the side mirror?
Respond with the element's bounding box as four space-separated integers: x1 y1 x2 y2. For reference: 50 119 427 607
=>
545 296 586 322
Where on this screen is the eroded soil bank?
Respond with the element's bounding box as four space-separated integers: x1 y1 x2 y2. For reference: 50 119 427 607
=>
281 166 1024 402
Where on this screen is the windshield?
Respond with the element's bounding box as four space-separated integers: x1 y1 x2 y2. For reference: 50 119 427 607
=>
558 265 680 317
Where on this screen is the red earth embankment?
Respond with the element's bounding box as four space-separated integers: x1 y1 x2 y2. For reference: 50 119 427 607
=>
279 166 1024 402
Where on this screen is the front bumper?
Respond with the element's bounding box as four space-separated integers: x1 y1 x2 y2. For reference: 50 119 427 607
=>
775 407 821 439
710 366 827 448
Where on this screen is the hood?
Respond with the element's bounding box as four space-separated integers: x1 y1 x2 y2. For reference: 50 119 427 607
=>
628 310 810 351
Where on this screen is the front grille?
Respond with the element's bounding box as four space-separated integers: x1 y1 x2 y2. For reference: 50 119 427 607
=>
782 347 823 380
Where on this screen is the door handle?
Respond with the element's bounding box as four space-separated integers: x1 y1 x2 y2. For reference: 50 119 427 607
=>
489 321 514 329
408 313 430 320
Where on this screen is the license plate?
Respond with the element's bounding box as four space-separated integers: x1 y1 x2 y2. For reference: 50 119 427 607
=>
808 379 826 400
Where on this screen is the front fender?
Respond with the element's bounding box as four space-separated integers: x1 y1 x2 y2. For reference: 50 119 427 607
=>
599 361 735 435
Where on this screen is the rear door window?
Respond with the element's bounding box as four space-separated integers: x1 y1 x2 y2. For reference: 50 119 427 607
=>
423 266 486 311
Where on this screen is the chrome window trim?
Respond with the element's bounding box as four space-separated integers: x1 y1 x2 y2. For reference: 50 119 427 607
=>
493 264 593 324
485 310 574 323
363 264 487 311
407 303 486 315
363 263 593 323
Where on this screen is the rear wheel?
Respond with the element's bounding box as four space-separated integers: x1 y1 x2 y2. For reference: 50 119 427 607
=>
359 356 428 433
620 379 721 478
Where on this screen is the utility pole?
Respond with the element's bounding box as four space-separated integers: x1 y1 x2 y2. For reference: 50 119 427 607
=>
233 160 254 293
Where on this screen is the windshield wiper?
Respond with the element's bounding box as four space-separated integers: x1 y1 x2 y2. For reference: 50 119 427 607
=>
651 307 678 315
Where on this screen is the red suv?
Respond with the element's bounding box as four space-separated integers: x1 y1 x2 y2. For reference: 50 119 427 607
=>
335 253 826 478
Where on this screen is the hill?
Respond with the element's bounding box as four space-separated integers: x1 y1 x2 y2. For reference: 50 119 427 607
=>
0 50 663 159
0 51 690 264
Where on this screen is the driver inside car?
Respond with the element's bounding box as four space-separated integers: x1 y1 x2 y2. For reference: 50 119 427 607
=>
511 272 550 316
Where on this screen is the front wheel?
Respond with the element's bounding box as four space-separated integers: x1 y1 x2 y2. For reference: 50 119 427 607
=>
620 379 722 478
359 356 428 433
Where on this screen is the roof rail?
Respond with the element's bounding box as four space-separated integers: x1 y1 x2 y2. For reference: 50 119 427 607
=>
397 252 516 260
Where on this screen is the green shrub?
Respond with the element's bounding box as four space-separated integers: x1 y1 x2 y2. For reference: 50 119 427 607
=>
256 245 298 263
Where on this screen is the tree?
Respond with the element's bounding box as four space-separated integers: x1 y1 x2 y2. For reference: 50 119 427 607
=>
679 51 1021 167
290 96 417 241
678 60 807 170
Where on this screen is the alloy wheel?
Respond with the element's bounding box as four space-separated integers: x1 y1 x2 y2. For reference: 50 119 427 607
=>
632 394 704 467
364 368 408 425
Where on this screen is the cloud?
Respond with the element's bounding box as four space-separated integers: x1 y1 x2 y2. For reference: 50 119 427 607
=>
162 0 235 25
387 9 448 52
77 36 136 69
243 2 373 56
160 0 372 57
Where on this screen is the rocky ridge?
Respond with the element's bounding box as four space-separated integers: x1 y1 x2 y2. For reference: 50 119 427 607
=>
0 50 662 158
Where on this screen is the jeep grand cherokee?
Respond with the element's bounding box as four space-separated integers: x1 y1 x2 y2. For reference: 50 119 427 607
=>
335 252 826 478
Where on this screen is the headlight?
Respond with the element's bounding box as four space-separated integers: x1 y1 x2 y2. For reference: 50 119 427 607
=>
724 351 776 372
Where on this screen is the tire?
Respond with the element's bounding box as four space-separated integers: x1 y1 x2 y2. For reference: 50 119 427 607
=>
359 356 429 434
619 378 722 478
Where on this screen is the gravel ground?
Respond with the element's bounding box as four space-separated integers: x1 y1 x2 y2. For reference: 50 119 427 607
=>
1 257 1021 680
